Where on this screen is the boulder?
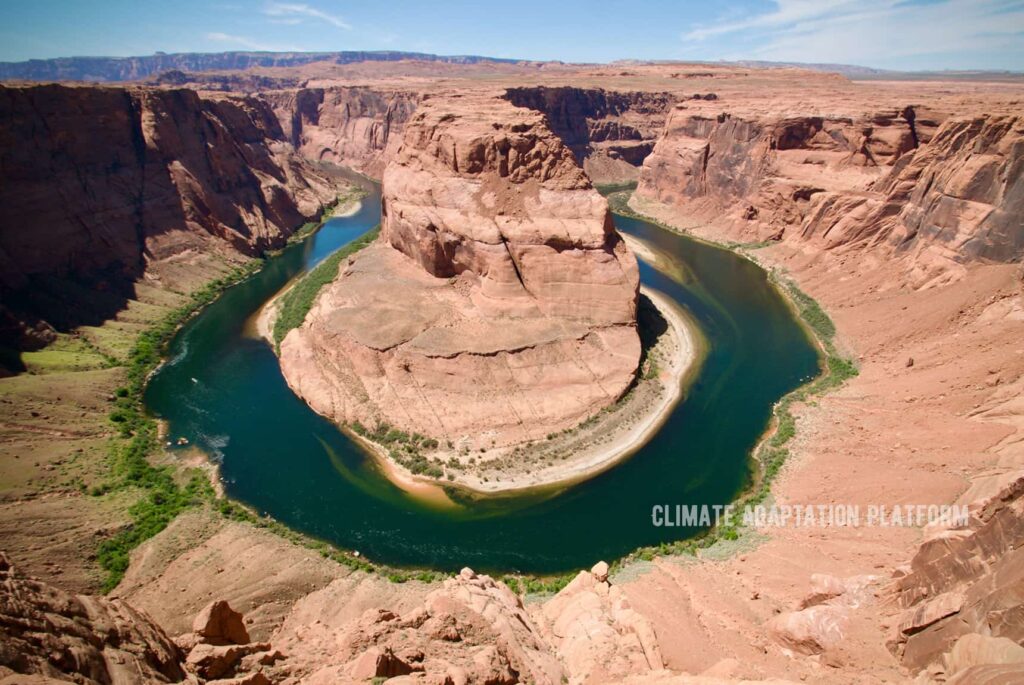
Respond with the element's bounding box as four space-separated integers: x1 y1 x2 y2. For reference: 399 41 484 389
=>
193 600 251 646
768 605 848 656
945 633 1024 677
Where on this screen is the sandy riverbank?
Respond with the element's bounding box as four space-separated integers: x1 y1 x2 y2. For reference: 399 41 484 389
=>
351 285 704 498
246 197 364 342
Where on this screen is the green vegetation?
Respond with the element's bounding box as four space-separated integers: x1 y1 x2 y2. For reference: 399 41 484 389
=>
350 420 445 478
500 572 575 596
20 334 117 374
284 187 368 248
605 189 636 216
213 494 448 583
594 180 639 197
89 181 860 598
92 246 453 590
272 225 380 348
77 189 474 592
96 260 262 592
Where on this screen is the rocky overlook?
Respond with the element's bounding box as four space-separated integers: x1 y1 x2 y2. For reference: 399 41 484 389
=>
279 93 641 451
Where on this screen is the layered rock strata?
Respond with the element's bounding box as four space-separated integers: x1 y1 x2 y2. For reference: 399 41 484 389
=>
888 473 1024 673
280 94 640 450
634 101 1023 285
265 86 419 177
0 553 186 683
0 83 343 346
504 86 676 184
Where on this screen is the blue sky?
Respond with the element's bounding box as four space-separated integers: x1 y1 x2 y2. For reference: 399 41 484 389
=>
1 0 1022 70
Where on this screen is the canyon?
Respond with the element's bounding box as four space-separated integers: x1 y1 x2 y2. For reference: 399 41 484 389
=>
0 83 345 352
0 56 1022 685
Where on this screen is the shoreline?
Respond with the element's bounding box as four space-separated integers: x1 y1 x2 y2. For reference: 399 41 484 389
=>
348 286 704 499
609 192 862 564
246 197 364 342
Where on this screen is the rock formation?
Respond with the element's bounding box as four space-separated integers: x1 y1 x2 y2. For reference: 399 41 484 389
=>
4 58 1024 685
262 563 662 685
504 86 675 184
533 561 663 683
0 554 288 685
174 599 282 684
265 86 419 178
0 552 186 683
634 101 1022 285
0 83 344 347
888 473 1024 676
280 94 640 449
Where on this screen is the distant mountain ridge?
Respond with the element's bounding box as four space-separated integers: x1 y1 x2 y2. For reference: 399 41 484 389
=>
0 50 522 82
4 50 1021 85
726 60 1024 81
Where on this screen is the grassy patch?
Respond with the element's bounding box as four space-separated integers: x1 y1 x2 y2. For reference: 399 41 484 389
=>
94 261 262 591
595 180 639 196
500 572 575 597
605 189 637 216
20 334 116 374
272 225 380 348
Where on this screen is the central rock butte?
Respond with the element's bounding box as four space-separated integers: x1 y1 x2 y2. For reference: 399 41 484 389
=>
279 93 643 454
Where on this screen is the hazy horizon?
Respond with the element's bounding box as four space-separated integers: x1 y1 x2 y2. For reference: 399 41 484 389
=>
1 0 1022 72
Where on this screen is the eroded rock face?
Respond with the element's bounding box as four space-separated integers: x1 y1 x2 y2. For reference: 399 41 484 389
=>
0 553 186 683
280 94 640 448
533 565 663 683
270 563 660 685
0 83 342 343
266 86 419 178
504 86 675 185
282 568 564 685
635 106 936 232
888 472 1024 673
634 102 1022 285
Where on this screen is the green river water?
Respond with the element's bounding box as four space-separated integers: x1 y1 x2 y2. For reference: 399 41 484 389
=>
144 181 820 575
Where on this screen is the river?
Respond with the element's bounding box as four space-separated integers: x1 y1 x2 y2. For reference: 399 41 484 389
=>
144 179 819 574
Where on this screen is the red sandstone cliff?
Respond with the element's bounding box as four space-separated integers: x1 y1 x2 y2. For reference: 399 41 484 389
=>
264 86 419 178
503 86 675 184
279 93 640 450
634 102 1022 284
0 83 344 347
262 85 673 184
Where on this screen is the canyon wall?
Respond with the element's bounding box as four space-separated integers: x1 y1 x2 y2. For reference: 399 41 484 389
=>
264 86 419 178
280 94 640 449
634 102 1023 283
505 86 675 185
265 85 675 183
0 83 342 347
888 474 1024 673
